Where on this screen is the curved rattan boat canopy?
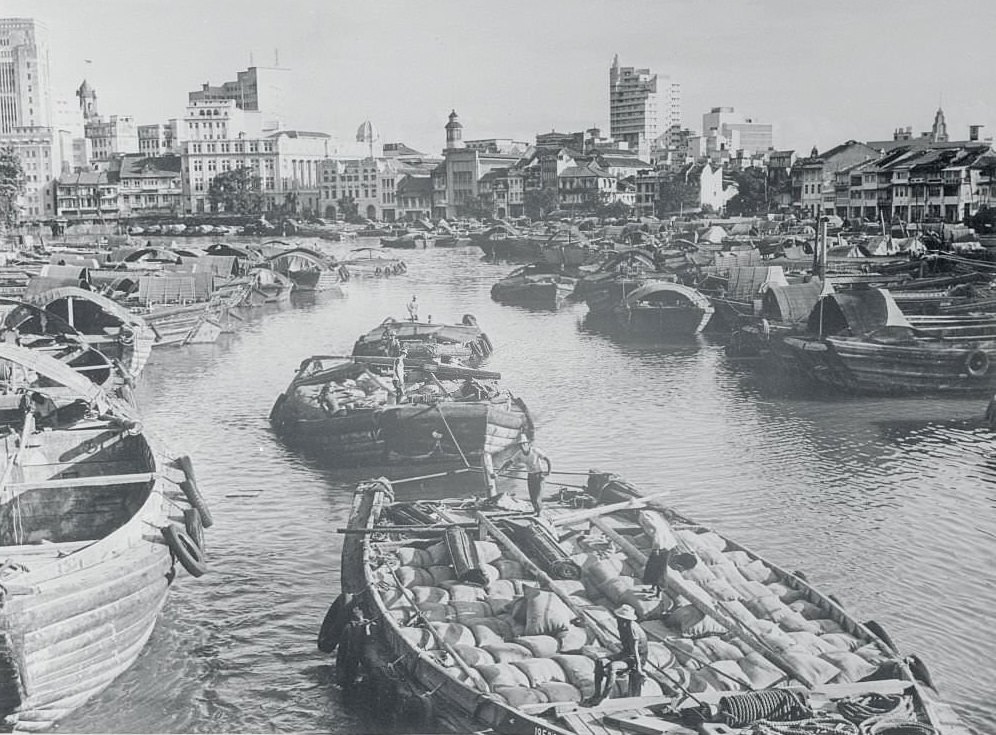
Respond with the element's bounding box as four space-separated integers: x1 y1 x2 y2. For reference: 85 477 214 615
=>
621 282 712 310
27 287 147 329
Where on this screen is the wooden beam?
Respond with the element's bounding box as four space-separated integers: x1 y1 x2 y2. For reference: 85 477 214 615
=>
6 472 155 492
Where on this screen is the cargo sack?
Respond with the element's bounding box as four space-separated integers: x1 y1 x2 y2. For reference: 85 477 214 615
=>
637 511 678 551
744 595 785 620
428 565 456 586
667 604 726 638
487 596 516 615
583 555 625 586
695 637 745 662
523 587 575 636
513 635 559 658
486 580 517 599
428 622 475 646
451 600 493 621
477 664 531 688
771 609 822 634
493 559 526 579
538 681 582 703
740 559 776 584
598 576 635 604
555 625 588 653
724 550 752 567
493 686 549 707
452 644 496 667
739 651 786 689
820 651 878 682
780 650 840 684
468 622 506 646
753 620 797 652
474 541 504 565
786 631 836 655
396 547 433 567
482 642 533 663
819 633 863 652
410 586 450 605
396 566 434 587
446 526 488 586
444 583 487 602
552 654 598 698
699 577 740 602
766 581 804 603
399 627 436 649
788 599 824 619
513 658 569 687
427 542 450 565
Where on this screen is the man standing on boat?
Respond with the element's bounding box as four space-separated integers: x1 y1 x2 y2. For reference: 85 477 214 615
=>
497 435 551 515
407 295 419 322
591 604 647 703
392 348 407 403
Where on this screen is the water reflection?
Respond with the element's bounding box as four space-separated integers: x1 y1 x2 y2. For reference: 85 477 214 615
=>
52 243 996 735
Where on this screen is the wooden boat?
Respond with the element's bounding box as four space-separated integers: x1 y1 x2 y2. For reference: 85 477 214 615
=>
609 283 715 337
137 301 234 348
353 316 494 364
772 288 996 394
19 287 156 379
265 247 349 293
338 248 407 278
491 264 577 310
269 356 531 475
322 474 968 735
242 267 294 306
572 249 662 303
382 232 433 249
0 344 210 732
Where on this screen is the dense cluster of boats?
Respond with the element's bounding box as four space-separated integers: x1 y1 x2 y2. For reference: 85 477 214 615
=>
485 215 996 397
0 211 982 733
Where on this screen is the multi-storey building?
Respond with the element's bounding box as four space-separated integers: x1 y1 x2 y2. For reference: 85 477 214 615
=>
464 138 529 155
180 130 332 215
2 125 68 220
85 114 139 164
431 111 521 219
396 174 433 221
55 170 118 222
188 66 288 132
702 107 774 157
479 167 526 219
114 154 182 218
183 99 263 142
0 18 52 134
558 163 618 208
791 141 880 216
609 55 679 160
138 120 180 157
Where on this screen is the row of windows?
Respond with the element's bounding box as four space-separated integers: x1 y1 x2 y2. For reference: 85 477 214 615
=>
189 141 272 154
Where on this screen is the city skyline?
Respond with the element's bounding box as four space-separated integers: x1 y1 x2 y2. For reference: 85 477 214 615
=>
4 0 996 155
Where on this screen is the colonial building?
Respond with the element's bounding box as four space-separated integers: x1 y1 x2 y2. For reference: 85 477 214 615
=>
180 129 332 214
55 170 118 222
557 163 617 208
479 167 526 219
431 111 520 219
791 141 880 216
396 174 433 221
114 154 182 218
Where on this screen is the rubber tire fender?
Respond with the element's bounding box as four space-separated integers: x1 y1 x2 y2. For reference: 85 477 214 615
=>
162 524 207 578
863 619 898 653
965 350 990 378
174 454 214 528
318 593 354 653
183 507 206 555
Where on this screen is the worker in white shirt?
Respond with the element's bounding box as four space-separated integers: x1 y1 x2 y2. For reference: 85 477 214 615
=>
497 435 551 515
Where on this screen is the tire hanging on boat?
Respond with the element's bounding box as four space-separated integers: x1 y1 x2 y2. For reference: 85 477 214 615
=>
162 524 208 578
906 653 935 690
863 619 898 653
965 350 990 378
183 507 205 555
318 592 354 653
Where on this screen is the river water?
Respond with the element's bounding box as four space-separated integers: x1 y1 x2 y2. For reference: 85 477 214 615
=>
58 241 994 734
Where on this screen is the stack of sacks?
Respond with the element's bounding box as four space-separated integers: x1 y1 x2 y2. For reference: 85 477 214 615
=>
580 554 669 620
624 524 893 688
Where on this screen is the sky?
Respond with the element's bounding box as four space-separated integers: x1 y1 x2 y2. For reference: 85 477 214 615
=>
8 0 996 156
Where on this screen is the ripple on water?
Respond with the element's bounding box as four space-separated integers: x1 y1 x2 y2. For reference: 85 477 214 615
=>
56 245 996 734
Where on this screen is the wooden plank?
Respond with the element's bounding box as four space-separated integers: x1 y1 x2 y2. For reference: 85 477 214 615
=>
7 472 154 492
561 712 605 735
604 714 697 735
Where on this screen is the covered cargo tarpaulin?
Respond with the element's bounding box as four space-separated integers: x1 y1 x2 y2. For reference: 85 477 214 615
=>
864 235 896 256
725 266 789 302
620 282 712 310
806 287 912 338
137 272 215 303
25 264 92 297
181 254 239 277
714 249 762 267
698 225 727 244
762 281 824 324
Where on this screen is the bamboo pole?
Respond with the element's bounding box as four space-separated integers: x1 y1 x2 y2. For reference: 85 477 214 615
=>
589 517 815 689
552 491 671 528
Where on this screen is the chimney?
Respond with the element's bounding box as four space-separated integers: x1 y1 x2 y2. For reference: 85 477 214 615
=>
970 125 983 142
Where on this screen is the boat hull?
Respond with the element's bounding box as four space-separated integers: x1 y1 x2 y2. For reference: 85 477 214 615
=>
491 281 574 310
271 399 529 472
776 335 996 394
610 303 714 336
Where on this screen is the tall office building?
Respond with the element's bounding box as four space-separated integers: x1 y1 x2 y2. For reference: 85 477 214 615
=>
609 55 679 160
188 66 289 133
702 106 773 157
0 17 52 133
